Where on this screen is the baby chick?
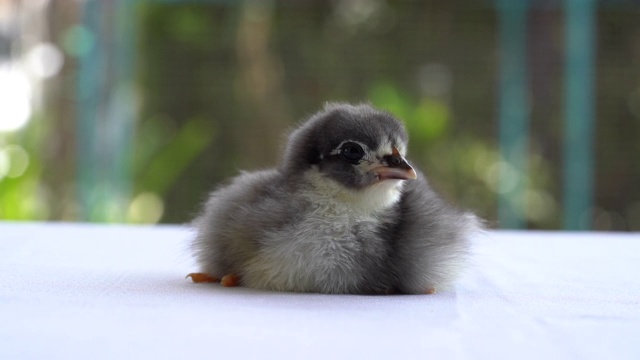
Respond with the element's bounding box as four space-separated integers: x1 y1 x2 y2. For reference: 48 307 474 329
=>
188 103 480 294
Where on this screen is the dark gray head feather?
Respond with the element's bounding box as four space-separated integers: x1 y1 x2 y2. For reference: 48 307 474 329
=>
281 103 409 188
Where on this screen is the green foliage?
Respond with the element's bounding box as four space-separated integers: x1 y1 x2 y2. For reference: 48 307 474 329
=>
369 82 450 142
167 8 213 47
137 116 215 196
0 113 48 221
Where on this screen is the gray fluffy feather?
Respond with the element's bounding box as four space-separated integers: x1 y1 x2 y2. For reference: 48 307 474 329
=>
191 103 481 294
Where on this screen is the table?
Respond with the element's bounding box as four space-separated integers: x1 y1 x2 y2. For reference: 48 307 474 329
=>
1 222 639 359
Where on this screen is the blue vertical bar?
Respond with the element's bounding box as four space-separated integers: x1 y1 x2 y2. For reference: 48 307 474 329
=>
497 0 529 229
76 0 102 221
109 0 138 221
77 0 138 222
563 0 596 230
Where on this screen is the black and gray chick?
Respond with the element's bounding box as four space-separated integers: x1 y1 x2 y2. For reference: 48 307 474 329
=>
189 103 480 294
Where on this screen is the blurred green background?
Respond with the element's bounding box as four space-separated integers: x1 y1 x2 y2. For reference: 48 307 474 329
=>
0 0 638 230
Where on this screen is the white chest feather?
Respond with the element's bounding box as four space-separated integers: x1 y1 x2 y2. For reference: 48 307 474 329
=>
243 169 403 293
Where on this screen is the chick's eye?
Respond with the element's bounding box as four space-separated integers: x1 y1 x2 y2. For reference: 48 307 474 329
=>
340 143 365 164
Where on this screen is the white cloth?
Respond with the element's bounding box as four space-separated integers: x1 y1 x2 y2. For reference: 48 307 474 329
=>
1 222 639 359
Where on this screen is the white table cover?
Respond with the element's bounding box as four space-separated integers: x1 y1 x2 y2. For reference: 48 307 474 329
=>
0 222 638 359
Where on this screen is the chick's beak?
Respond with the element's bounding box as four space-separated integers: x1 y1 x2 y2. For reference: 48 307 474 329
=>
373 147 418 181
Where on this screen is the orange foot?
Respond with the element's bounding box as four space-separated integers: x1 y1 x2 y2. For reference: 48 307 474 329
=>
220 274 240 287
425 287 436 295
186 273 219 283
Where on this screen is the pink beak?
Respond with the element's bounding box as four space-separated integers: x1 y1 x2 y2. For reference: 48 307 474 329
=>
373 147 417 181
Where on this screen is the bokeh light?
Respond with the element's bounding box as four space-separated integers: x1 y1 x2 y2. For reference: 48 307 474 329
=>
0 63 31 132
127 192 165 224
0 148 9 180
25 42 64 78
62 25 94 57
4 145 29 178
